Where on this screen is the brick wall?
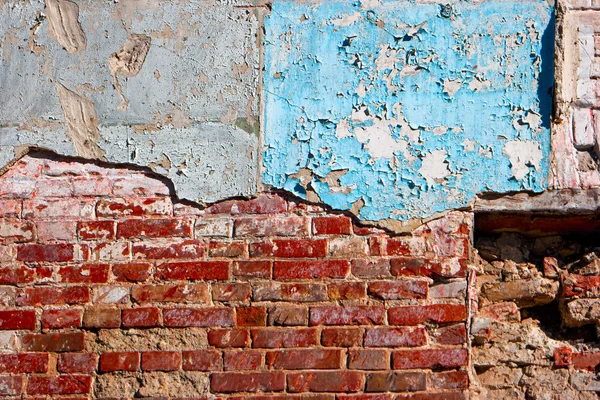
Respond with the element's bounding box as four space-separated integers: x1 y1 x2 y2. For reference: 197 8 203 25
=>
0 155 471 399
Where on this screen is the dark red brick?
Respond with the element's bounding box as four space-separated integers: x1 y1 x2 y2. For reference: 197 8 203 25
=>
313 216 352 235
211 372 286 393
17 286 90 306
117 218 192 238
122 307 160 328
112 262 151 282
251 328 319 348
96 197 172 217
99 352 140 372
266 349 342 370
432 324 467 345
208 329 250 348
156 261 230 281
351 259 391 278
310 306 385 325
367 280 428 299
321 328 363 347
364 327 426 347
132 284 210 304
212 283 252 302
209 240 245 257
182 350 223 371
26 375 92 395
554 346 573 368
163 307 233 327
234 261 272 278
328 282 366 300
83 307 121 328
58 264 110 284
0 353 48 373
365 372 426 392
348 349 389 370
0 309 35 330
42 309 82 329
17 243 74 262
388 304 466 325
274 260 349 279
207 195 287 214
21 332 85 352
224 350 262 371
58 353 98 373
132 239 204 259
77 221 116 240
237 306 267 327
287 371 364 393
142 351 181 371
392 348 468 369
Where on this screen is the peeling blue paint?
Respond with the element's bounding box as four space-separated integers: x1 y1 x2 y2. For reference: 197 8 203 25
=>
262 0 554 221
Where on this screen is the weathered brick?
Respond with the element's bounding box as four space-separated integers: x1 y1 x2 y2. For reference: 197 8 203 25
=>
17 286 90 306
99 352 140 372
77 221 116 240
132 284 209 304
348 349 389 370
0 265 51 284
208 329 250 348
83 307 121 328
234 260 272 278
141 351 181 371
111 175 170 196
0 219 35 244
253 282 327 302
209 240 245 257
58 353 98 373
195 217 233 237
23 198 95 219
268 305 308 326
392 348 468 369
270 239 327 258
0 199 22 218
36 220 77 242
235 216 309 237
287 371 364 393
563 274 600 297
42 309 82 329
211 372 286 393
156 261 230 281
364 327 427 347
0 375 22 396
388 304 466 325
428 371 469 390
112 262 151 282
58 264 110 283
163 307 234 327
310 306 386 325
313 216 352 235
329 237 369 257
322 327 363 347
224 350 263 371
266 349 342 370
0 353 48 373
207 195 287 215
391 258 467 278
554 346 573 368
429 281 467 298
365 372 426 392
122 307 160 328
368 280 428 300
251 328 319 348
96 197 172 217
237 306 267 327
328 282 367 300
431 324 467 345
17 243 74 262
90 241 130 261
274 260 349 279
132 239 205 260
117 218 192 238
0 287 15 307
21 332 85 352
573 352 600 371
212 283 252 302
71 176 112 196
92 285 129 304
182 350 222 371
351 259 391 278
0 310 35 330
26 375 92 395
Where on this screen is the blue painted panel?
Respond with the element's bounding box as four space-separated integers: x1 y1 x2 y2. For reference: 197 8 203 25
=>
263 0 554 221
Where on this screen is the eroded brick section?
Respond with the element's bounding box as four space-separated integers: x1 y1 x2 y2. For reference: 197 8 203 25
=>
0 156 471 398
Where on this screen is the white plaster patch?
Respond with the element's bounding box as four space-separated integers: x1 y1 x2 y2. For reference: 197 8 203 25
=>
418 149 450 186
331 12 362 26
442 79 463 96
503 140 543 180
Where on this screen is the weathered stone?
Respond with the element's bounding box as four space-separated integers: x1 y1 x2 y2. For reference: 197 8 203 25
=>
481 278 559 308
561 299 600 327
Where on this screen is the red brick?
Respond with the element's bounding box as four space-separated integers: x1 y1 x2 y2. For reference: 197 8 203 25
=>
369 237 385 256
394 393 467 400
207 194 287 214
388 304 466 325
208 329 250 348
287 371 364 393
42 309 82 329
99 352 140 372
58 264 110 284
26 375 92 395
0 353 48 373
77 221 116 240
554 346 573 368
364 372 426 392
17 243 74 262
431 324 467 345
391 257 467 278
368 280 428 300
274 260 349 279
113 262 151 282
163 307 233 327
83 307 121 328
479 302 520 322
117 218 192 238
428 371 469 390
237 306 267 327
266 349 342 370
573 352 600 371
392 348 468 369
253 282 327 302
270 239 327 258
96 197 172 217
321 328 363 347
328 282 366 300
0 199 22 218
182 350 222 371
0 310 35 330
313 216 352 235
132 239 205 260
17 286 90 307
310 306 385 325
248 240 275 257
0 219 35 244
90 241 130 261
0 265 51 284
211 372 286 393
209 240 245 257
21 332 85 352
563 274 600 297
338 396 393 400
268 305 308 326
234 216 309 237
212 283 252 302
58 353 98 373
122 307 160 328
251 328 319 348
386 237 425 256
132 284 209 304
234 261 272 278
351 259 391 278
364 327 426 347
0 375 22 396
156 261 230 281
329 237 368 256
348 349 389 370
142 351 181 371
224 350 262 371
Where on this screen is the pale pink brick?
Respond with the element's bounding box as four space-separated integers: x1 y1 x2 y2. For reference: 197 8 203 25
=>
42 160 86 176
328 237 368 256
92 286 130 304
35 178 73 197
0 179 36 198
195 217 233 237
23 198 95 219
72 177 112 196
36 221 77 242
111 176 170 196
90 242 131 262
0 200 21 218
